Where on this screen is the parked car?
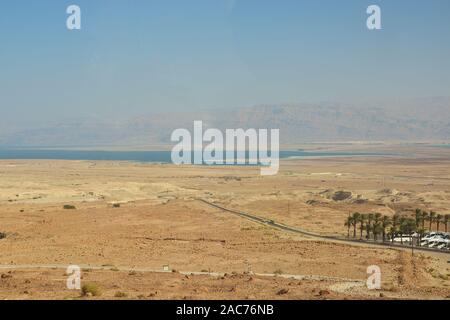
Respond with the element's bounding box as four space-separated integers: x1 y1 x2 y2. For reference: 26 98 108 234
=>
436 239 450 250
423 232 437 239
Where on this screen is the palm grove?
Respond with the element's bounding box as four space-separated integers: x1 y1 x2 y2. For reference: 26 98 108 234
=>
344 210 450 244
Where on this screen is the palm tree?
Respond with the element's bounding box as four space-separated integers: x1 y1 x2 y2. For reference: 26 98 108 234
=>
371 213 382 241
389 226 398 244
359 214 367 240
429 211 436 231
393 213 400 230
415 209 422 228
351 212 360 238
365 222 373 241
398 217 406 244
400 218 417 245
421 211 428 230
444 214 450 233
374 213 382 225
436 214 443 232
417 228 425 246
345 216 353 238
381 216 392 242
373 221 383 241
366 213 374 239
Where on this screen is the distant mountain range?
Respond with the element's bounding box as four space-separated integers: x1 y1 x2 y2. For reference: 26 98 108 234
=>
1 98 450 147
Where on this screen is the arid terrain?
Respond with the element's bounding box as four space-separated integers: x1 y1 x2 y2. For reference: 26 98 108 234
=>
0 144 449 300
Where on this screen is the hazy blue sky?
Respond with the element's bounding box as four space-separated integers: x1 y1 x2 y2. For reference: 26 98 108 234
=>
1 0 450 125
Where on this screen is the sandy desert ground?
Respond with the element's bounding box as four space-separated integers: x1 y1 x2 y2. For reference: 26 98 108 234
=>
0 144 449 300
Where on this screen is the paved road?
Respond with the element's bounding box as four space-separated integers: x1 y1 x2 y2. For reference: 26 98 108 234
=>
197 199 450 257
1 199 447 279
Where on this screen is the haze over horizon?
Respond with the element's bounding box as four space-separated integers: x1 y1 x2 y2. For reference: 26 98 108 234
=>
1 0 450 129
1 98 450 147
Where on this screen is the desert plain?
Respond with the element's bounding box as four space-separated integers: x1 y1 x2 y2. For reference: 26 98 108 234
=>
0 144 449 300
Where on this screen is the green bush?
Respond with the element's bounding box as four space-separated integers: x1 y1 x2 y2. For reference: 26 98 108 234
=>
0 232 6 240
114 291 128 298
63 205 76 210
274 269 283 275
81 283 101 297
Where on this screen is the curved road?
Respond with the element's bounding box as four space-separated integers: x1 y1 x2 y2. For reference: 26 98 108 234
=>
1 198 447 280
197 199 450 257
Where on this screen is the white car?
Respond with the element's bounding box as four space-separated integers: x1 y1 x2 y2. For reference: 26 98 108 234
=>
423 232 437 239
426 235 445 243
393 236 412 243
427 240 440 248
436 240 450 250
